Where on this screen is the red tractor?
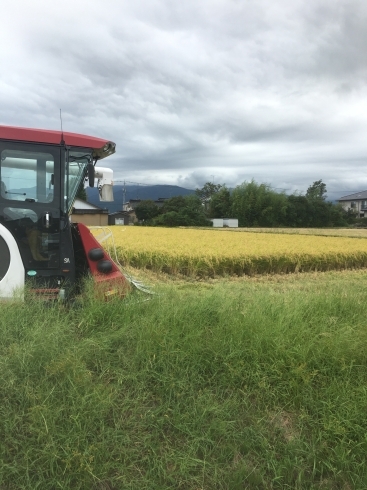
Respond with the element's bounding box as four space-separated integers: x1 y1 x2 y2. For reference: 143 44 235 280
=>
0 125 129 300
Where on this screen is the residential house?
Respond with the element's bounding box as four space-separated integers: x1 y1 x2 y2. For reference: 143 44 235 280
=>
71 198 109 226
108 211 131 226
338 191 367 218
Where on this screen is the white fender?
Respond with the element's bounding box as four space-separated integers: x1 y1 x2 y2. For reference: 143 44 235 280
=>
0 223 25 300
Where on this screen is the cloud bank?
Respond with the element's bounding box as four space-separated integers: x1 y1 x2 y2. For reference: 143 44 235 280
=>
1 0 367 199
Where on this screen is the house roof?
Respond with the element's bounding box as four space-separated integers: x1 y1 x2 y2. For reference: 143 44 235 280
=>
72 198 108 213
338 190 367 201
73 198 106 210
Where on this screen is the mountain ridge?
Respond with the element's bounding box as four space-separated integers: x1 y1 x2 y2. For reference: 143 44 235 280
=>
86 184 195 213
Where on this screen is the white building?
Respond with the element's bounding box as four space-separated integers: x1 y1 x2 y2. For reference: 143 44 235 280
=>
211 218 238 228
338 191 367 218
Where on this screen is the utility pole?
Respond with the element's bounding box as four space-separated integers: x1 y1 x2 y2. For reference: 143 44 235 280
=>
122 180 126 210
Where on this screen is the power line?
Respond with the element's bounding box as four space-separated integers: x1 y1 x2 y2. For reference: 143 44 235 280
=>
115 180 161 187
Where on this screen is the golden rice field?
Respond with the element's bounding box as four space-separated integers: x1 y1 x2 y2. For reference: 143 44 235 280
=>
92 226 367 277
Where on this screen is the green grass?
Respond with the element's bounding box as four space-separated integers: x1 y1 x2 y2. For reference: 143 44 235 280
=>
2 270 367 489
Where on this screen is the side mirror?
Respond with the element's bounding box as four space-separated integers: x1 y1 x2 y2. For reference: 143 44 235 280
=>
88 163 95 187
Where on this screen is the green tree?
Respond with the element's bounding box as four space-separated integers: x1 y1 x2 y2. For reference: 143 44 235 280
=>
158 196 187 214
195 182 223 204
209 186 232 218
153 195 212 227
287 181 349 227
231 180 288 227
306 180 327 201
286 194 312 227
305 180 332 227
195 182 224 216
329 203 350 226
135 200 160 222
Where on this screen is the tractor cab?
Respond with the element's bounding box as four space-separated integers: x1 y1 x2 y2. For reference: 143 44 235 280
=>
0 125 123 300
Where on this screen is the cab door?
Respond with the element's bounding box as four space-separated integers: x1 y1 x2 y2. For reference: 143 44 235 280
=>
0 142 62 276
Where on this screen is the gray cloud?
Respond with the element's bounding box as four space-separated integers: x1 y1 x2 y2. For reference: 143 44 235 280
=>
1 0 367 201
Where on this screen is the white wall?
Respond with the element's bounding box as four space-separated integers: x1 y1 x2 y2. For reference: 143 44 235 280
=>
211 218 238 228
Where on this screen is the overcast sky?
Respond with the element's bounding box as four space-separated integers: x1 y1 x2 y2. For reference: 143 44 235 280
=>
1 0 367 199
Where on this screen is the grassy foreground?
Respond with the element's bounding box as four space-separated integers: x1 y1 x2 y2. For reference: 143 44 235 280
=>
2 270 367 489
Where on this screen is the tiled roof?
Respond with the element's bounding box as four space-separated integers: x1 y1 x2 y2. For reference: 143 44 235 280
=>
74 198 106 210
338 190 367 201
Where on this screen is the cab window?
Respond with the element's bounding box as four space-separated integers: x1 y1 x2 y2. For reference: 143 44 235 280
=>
0 149 54 203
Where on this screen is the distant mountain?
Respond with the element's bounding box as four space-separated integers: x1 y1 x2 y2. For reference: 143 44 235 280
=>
86 184 195 213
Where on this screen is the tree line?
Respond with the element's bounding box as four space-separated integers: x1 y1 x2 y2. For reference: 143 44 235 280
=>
135 179 354 227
